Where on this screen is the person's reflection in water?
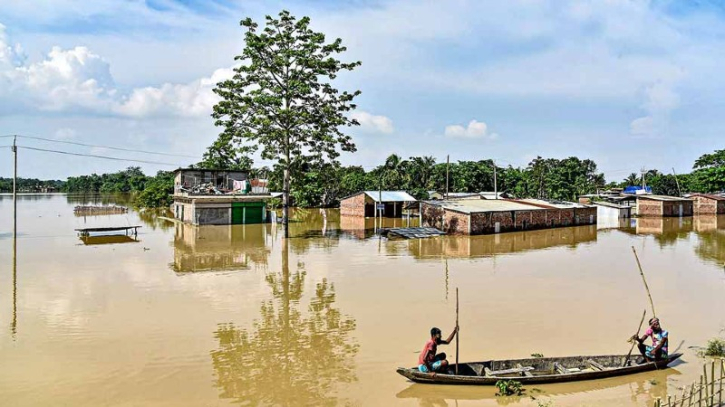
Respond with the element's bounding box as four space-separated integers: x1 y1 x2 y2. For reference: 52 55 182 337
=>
210 238 358 406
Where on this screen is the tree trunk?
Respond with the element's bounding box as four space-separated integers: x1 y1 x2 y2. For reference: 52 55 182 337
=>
283 165 290 239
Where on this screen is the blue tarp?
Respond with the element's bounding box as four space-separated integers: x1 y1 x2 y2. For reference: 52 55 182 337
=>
623 186 652 194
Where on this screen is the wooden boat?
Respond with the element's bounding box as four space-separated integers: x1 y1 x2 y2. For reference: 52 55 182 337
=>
396 353 682 385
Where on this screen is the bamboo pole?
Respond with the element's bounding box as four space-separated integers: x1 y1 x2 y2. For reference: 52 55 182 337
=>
667 395 671 407
718 359 725 405
704 364 709 402
699 375 703 407
710 361 715 406
632 246 656 317
455 287 459 375
688 381 695 407
624 309 647 367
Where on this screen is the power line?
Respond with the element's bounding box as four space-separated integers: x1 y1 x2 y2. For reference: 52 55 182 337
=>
2 134 200 159
18 146 184 167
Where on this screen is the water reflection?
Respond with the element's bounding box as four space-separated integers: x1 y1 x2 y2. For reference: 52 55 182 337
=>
405 225 597 260
396 367 682 406
65 193 133 206
79 235 140 245
171 223 271 273
210 240 358 405
0 193 57 201
693 215 725 266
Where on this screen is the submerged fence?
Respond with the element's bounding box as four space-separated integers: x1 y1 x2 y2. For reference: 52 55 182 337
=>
654 359 724 407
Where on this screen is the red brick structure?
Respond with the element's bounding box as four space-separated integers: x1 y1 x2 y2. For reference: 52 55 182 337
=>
421 199 596 235
339 191 417 218
636 195 693 217
690 194 725 215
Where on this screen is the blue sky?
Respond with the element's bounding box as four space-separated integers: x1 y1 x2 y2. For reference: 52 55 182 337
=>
1 0 724 181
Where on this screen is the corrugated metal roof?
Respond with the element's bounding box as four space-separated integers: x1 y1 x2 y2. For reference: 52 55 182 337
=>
363 191 417 202
688 193 725 201
426 199 545 214
518 199 590 209
636 194 692 202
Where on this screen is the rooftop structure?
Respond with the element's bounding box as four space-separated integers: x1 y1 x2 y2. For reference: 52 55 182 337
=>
339 191 417 218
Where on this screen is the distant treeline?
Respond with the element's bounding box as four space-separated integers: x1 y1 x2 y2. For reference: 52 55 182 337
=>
63 167 175 208
0 177 64 193
4 148 724 209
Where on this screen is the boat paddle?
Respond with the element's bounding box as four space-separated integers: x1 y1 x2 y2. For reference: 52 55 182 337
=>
632 246 656 318
623 309 647 367
455 287 459 375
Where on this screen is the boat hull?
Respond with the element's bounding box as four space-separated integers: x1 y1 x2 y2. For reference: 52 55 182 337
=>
396 353 682 385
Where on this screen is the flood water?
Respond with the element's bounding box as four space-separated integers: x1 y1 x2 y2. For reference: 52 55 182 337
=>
1 194 724 406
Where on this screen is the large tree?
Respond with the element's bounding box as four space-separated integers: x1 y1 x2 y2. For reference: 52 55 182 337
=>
212 10 361 237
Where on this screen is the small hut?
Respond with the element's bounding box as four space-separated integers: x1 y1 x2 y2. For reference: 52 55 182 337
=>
636 195 693 217
339 191 417 218
690 193 725 215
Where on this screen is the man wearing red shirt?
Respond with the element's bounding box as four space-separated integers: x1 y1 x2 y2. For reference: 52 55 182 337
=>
418 326 458 373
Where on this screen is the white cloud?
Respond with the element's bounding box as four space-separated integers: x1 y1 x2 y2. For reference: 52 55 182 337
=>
0 25 232 118
629 80 682 137
350 111 394 134
444 120 495 139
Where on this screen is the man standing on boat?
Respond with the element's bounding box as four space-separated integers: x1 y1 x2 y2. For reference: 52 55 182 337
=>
418 326 458 373
633 317 668 361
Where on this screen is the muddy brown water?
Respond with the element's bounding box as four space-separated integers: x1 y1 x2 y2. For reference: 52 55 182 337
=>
0 194 724 406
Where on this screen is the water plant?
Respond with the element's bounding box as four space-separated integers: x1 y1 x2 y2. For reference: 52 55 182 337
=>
495 379 525 396
530 353 544 358
701 338 725 357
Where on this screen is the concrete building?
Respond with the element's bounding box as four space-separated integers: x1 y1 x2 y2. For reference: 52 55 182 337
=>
420 198 596 235
339 191 416 217
636 195 693 217
690 193 725 215
172 168 273 225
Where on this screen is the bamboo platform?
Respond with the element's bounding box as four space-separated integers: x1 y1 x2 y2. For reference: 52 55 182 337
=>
75 226 141 237
381 227 445 239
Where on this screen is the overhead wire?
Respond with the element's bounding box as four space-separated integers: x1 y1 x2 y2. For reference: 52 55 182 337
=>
4 134 200 159
18 146 184 167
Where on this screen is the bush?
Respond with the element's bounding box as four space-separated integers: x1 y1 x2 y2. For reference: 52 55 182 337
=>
133 171 174 208
702 338 725 357
495 380 525 396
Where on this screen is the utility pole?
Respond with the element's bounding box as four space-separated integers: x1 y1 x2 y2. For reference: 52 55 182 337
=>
493 160 498 199
445 155 450 200
672 167 682 197
12 135 17 237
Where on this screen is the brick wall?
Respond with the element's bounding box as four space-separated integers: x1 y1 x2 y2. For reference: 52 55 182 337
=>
661 201 693 217
340 193 368 217
693 196 725 215
638 199 663 217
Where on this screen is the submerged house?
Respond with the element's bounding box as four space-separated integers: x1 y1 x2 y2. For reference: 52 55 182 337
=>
421 198 596 235
339 191 417 218
636 195 693 217
690 193 725 215
172 168 274 225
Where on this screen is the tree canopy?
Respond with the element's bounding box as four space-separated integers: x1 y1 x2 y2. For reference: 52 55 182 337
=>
210 10 361 237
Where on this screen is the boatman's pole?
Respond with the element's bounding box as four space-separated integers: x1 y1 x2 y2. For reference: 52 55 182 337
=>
455 287 459 375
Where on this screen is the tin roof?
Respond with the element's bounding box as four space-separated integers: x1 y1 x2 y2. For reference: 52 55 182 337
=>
362 191 417 202
636 195 692 202
688 193 725 201
425 199 546 214
518 199 590 209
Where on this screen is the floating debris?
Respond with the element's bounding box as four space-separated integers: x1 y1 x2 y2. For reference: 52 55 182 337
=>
73 205 129 216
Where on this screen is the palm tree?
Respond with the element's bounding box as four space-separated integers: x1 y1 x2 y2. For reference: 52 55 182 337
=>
408 156 436 190
625 173 639 186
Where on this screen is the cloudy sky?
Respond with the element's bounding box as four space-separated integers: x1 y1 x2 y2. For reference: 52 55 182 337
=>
1 0 724 181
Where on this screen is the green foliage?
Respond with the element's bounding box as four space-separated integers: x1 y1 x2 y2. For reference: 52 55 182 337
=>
64 167 148 193
530 353 544 358
0 177 64 192
210 10 361 233
132 171 174 208
700 338 725 357
495 379 525 396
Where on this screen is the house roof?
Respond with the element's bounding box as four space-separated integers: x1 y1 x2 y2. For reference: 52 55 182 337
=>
174 168 249 174
425 199 546 214
688 193 725 201
339 191 417 202
518 199 590 209
636 194 692 202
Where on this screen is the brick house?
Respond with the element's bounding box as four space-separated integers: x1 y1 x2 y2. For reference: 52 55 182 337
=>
690 194 725 215
420 199 596 235
636 195 693 217
339 191 417 218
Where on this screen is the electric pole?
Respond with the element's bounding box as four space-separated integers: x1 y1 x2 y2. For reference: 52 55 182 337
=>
445 155 450 200
493 160 498 199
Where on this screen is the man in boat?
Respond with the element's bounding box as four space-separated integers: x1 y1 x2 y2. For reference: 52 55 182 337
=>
418 326 458 373
633 317 668 361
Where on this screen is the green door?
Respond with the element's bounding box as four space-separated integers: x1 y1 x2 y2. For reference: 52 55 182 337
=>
231 207 244 224
244 206 263 224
